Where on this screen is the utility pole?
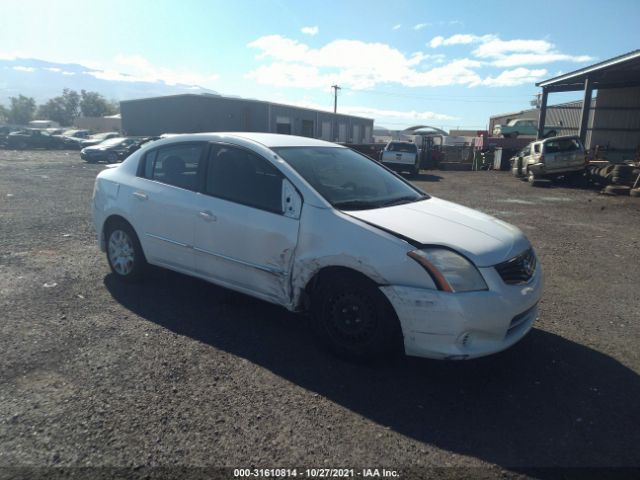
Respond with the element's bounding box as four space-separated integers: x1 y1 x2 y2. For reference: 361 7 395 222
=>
331 85 341 113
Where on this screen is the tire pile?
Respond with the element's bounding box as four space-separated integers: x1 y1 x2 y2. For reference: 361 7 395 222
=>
588 163 640 197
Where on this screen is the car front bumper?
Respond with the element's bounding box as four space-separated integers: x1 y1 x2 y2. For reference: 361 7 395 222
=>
380 263 543 360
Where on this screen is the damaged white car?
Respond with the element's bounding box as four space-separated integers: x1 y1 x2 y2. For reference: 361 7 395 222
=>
92 133 542 360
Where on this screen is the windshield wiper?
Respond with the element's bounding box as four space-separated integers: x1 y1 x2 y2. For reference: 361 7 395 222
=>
378 195 427 207
332 200 378 210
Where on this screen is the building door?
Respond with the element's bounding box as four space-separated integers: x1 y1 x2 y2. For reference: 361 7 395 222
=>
352 125 361 144
301 120 314 137
276 116 291 134
338 123 347 142
321 121 331 140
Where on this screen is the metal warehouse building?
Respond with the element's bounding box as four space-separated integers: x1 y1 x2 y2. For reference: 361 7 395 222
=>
120 94 374 144
536 50 640 157
489 99 596 138
489 50 640 160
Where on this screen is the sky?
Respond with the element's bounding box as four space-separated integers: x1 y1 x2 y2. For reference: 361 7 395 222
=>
1 0 639 130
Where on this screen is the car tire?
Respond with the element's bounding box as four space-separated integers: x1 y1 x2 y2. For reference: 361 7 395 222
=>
603 185 630 196
106 152 118 164
311 272 403 361
630 188 640 198
527 170 541 186
105 219 146 282
411 164 420 178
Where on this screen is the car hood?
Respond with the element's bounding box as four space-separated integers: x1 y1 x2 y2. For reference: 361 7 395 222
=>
84 145 114 151
346 197 530 267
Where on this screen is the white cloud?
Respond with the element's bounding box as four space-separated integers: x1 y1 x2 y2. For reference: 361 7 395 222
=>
342 105 457 122
413 23 429 30
392 24 402 30
247 35 484 89
44 67 61 72
84 54 220 87
482 67 547 87
246 33 591 89
491 53 593 67
429 33 593 67
292 99 457 123
12 66 35 72
430 34 495 48
301 26 319 36
473 38 552 57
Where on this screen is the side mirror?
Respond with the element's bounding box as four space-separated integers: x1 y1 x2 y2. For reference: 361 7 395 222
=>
282 179 302 219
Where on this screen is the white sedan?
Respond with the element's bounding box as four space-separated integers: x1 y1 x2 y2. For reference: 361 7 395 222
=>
92 133 542 360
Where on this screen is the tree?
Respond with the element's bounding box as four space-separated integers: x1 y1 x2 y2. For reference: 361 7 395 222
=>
80 90 118 117
37 98 67 125
7 95 36 125
0 103 8 123
36 89 81 126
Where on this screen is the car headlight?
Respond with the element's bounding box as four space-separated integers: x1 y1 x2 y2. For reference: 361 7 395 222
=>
407 248 488 292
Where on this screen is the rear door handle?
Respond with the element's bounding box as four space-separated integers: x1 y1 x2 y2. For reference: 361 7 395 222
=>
198 210 217 222
132 191 148 201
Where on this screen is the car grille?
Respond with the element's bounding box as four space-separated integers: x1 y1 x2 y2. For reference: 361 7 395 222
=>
495 248 536 285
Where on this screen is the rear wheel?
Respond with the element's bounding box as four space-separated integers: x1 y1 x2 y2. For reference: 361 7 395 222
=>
527 169 541 186
106 151 118 163
311 272 403 361
105 219 146 282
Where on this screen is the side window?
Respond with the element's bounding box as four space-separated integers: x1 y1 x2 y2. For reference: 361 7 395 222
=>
141 143 204 190
205 145 283 214
534 144 541 154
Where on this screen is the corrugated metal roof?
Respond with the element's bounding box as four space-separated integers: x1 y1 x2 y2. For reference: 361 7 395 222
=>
120 93 373 122
537 50 640 90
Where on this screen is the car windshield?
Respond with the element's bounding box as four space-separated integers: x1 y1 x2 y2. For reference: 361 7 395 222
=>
92 132 114 140
387 142 417 153
99 137 126 146
544 138 582 153
273 146 428 210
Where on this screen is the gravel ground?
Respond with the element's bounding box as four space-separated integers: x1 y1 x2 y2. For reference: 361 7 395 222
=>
0 150 639 479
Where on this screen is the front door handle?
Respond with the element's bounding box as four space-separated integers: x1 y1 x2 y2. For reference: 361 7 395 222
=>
132 191 148 201
198 210 217 222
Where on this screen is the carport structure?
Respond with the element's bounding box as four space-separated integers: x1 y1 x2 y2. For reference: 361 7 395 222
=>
536 50 640 146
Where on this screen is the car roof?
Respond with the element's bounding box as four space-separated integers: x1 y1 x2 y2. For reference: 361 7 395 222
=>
540 135 580 143
152 132 345 149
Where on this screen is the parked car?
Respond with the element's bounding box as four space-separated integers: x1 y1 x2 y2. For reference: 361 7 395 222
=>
60 129 91 139
379 141 420 176
80 131 121 148
54 129 93 149
5 129 66 149
493 119 558 138
92 133 542 361
512 135 587 185
80 137 144 163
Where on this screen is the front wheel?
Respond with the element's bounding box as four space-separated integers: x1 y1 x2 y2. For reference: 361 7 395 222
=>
106 151 118 163
311 273 403 361
105 220 146 282
527 169 541 186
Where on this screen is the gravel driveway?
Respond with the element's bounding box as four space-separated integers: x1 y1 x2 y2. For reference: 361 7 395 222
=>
1 150 639 479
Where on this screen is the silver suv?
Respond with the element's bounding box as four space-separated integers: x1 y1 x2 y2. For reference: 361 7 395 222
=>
512 135 586 185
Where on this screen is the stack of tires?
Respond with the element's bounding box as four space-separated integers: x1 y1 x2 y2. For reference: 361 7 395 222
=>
590 163 640 196
611 164 634 185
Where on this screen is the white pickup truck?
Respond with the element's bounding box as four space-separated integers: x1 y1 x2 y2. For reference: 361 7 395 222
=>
379 141 420 176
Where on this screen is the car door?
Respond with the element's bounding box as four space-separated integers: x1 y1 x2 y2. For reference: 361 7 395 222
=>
128 142 207 273
192 143 301 305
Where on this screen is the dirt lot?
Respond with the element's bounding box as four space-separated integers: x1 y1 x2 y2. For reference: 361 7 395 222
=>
1 150 639 479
